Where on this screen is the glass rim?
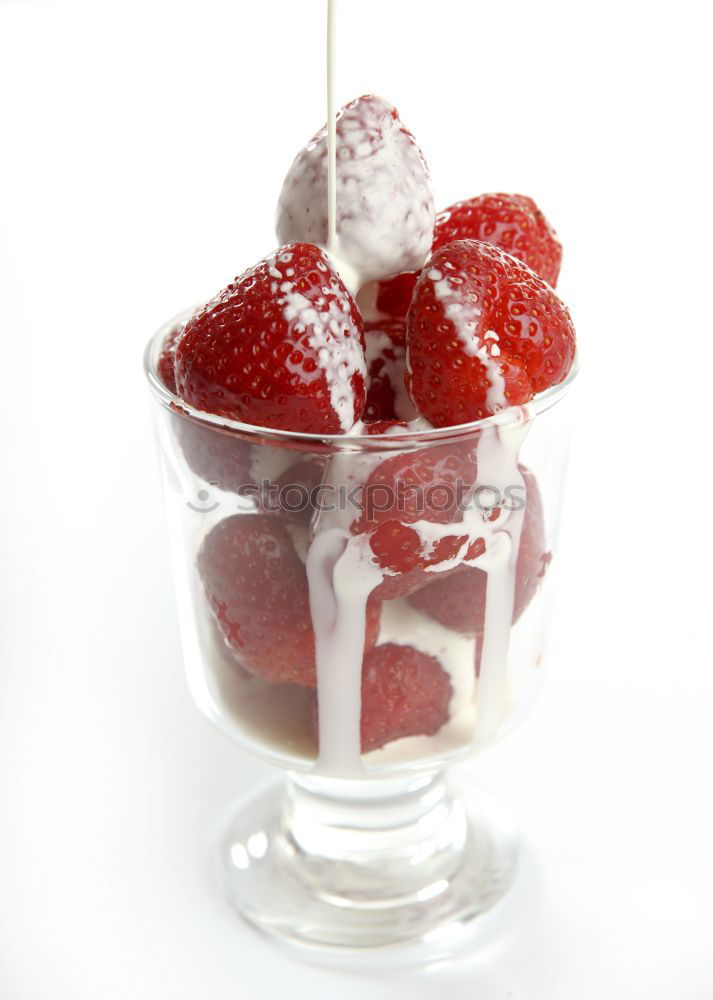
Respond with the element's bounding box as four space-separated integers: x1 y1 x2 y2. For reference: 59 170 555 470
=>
144 307 579 450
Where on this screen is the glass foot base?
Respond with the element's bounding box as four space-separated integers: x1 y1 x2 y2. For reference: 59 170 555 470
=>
221 770 519 952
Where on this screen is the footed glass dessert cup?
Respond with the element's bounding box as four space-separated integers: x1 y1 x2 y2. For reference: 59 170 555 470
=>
145 312 577 952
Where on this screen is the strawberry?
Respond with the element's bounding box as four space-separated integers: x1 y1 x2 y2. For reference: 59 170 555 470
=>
373 271 419 320
313 643 452 753
198 514 380 686
276 95 435 286
373 192 561 318
175 243 366 434
157 322 184 394
350 440 483 599
406 240 576 427
363 319 415 423
368 530 480 600
157 329 254 494
408 466 550 634
360 643 451 751
432 194 562 287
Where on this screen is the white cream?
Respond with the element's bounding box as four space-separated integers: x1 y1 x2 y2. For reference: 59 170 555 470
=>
276 92 435 291
403 414 435 434
312 422 383 535
266 248 367 432
306 529 383 775
469 414 532 745
326 0 337 250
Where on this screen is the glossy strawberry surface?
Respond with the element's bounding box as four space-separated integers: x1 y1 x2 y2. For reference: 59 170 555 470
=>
433 193 562 286
374 191 562 317
176 243 366 434
406 240 576 427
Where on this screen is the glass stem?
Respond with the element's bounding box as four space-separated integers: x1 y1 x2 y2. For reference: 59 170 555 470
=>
280 770 467 904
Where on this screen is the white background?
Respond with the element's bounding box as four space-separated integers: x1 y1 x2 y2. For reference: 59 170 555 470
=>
1 0 712 996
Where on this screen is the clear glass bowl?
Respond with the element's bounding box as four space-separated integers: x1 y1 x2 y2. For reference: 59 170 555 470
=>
145 310 577 951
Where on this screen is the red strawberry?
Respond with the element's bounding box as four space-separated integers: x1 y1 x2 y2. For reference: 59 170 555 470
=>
276 95 435 286
360 644 451 751
432 194 562 287
372 271 419 320
350 441 483 599
406 240 576 427
198 514 380 686
313 643 452 752
368 529 481 600
160 328 327 499
408 466 550 634
157 322 184 394
176 243 366 434
363 319 415 423
373 192 562 318
157 324 254 493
